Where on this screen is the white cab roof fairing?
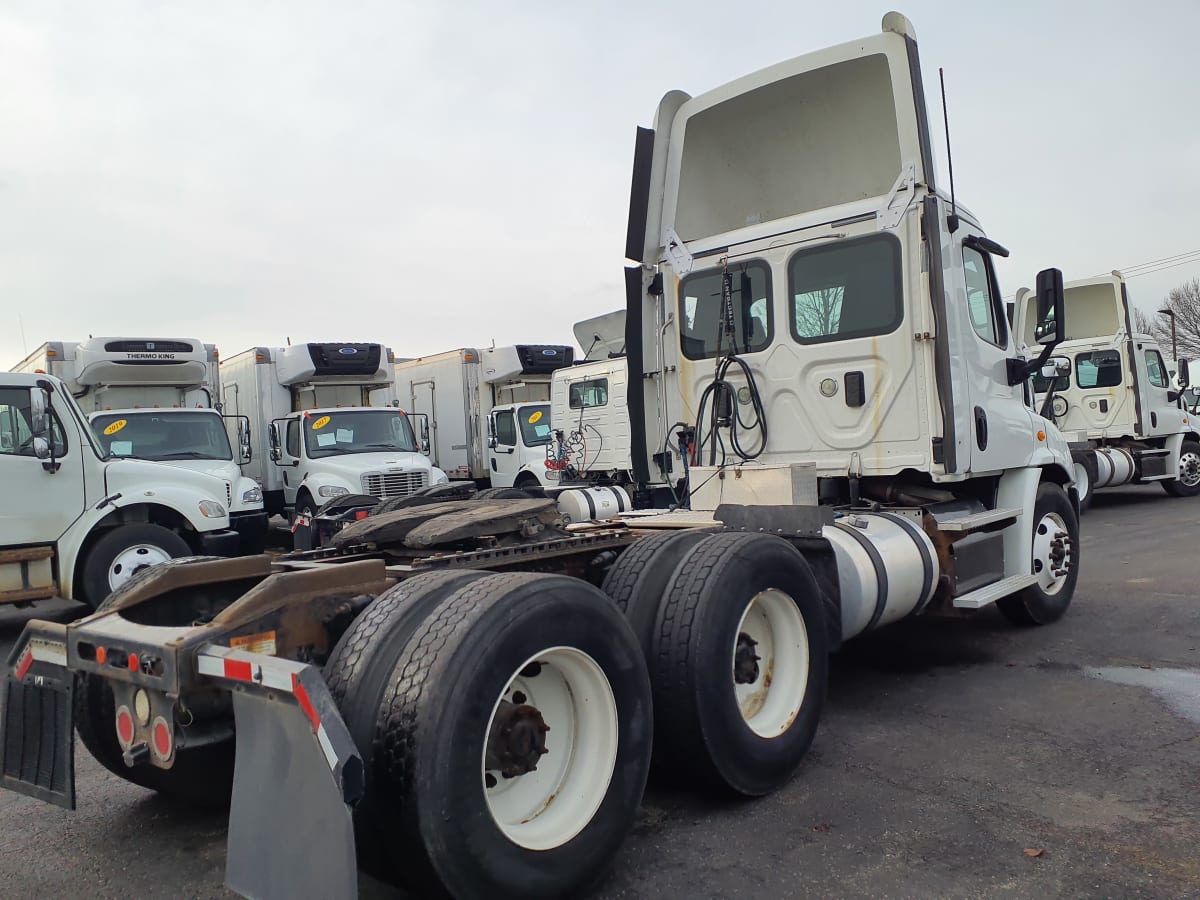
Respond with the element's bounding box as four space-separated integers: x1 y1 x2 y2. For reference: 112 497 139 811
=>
573 310 627 361
635 12 935 266
1014 272 1130 351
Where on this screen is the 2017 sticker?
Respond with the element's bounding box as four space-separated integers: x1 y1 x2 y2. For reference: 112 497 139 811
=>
528 410 543 424
103 419 128 436
311 415 331 430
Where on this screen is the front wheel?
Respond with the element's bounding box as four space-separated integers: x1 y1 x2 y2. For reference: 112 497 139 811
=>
79 523 191 608
997 482 1079 625
1162 440 1200 497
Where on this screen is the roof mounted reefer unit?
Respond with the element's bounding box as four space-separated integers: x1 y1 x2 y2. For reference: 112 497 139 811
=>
73 337 211 387
480 345 575 383
274 343 391 385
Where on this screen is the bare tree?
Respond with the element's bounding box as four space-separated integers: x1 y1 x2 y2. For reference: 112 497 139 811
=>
793 287 844 339
1137 278 1200 360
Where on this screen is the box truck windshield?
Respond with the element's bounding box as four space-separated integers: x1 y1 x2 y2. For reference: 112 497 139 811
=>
298 411 417 458
92 411 233 461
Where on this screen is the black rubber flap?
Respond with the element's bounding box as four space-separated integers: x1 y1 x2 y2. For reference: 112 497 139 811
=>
1 674 75 810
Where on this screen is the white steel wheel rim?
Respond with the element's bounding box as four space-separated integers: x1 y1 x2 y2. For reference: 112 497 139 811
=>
1032 512 1071 595
482 647 618 851
1179 451 1200 487
732 589 809 739
1073 462 1090 501
108 544 171 591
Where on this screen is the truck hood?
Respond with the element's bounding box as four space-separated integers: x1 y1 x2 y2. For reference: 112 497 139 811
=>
102 458 234 525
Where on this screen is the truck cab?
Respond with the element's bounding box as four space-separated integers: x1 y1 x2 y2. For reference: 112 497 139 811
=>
0 373 241 608
268 406 443 518
11 336 268 551
486 400 554 489
1014 273 1200 506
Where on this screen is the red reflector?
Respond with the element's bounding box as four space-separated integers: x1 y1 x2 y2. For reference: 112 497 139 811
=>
354 510 369 520
15 650 33 680
225 659 254 682
292 674 320 733
128 653 140 672
116 709 134 746
96 646 108 666
153 720 172 758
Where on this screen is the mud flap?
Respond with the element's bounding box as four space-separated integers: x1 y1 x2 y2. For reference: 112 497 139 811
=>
1 626 75 810
225 691 358 900
0 673 75 809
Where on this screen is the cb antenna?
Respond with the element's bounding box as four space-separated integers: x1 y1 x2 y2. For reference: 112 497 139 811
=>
939 67 959 234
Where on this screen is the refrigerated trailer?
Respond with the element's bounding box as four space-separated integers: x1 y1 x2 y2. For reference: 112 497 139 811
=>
2 14 1084 900
393 344 573 490
1014 273 1200 510
12 338 268 549
220 342 447 521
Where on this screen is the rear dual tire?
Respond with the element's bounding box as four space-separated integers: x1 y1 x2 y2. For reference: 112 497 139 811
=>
604 531 830 797
325 571 652 900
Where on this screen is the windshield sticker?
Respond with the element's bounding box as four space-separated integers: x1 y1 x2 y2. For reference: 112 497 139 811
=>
311 415 331 430
528 410 543 424
103 419 128 436
336 428 354 443
109 440 133 456
316 433 336 447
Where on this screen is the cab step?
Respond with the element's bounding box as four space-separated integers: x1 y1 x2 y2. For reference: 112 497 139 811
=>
952 573 1040 609
934 507 1021 533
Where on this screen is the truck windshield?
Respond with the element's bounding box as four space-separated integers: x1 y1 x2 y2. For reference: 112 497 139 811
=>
302 410 417 458
518 405 552 447
92 411 233 461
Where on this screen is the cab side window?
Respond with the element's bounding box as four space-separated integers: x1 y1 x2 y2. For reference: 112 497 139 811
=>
285 419 300 457
494 410 517 446
1145 350 1168 389
962 246 1005 347
0 388 67 457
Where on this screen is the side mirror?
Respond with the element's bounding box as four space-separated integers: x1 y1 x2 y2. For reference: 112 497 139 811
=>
1179 359 1191 390
1034 267 1065 346
486 415 498 449
32 436 51 460
29 388 50 436
268 422 282 463
1041 356 1070 379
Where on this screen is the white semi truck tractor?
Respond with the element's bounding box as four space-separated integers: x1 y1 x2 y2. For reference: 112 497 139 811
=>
0 372 241 608
393 344 574 493
1014 273 1200 511
220 342 448 529
1 14 1083 900
13 337 268 552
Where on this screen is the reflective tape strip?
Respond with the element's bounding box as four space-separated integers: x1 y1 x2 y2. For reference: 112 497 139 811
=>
12 637 69 679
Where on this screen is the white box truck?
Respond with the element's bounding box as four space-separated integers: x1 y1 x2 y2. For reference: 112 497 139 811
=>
393 344 573 491
0 371 242 608
13 337 268 551
221 342 447 521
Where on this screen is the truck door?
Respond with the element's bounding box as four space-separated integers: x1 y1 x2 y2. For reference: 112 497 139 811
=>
956 235 1037 473
489 408 520 487
409 381 437 466
0 385 85 546
269 416 303 507
1072 348 1130 434
1137 345 1185 437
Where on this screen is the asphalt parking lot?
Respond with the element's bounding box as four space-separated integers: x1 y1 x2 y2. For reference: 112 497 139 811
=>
2 486 1197 900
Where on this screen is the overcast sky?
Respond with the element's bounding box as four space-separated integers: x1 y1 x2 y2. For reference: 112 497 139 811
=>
2 1 1198 367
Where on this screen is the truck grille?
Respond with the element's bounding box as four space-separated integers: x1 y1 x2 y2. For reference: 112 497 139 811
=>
361 470 428 499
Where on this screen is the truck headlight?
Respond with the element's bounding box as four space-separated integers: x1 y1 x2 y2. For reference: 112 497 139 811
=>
198 500 226 518
241 486 263 503
318 485 350 498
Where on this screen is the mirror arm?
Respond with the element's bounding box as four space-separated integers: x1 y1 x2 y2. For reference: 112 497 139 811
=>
1007 339 1058 386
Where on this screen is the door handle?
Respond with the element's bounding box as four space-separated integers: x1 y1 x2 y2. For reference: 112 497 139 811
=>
974 406 989 451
